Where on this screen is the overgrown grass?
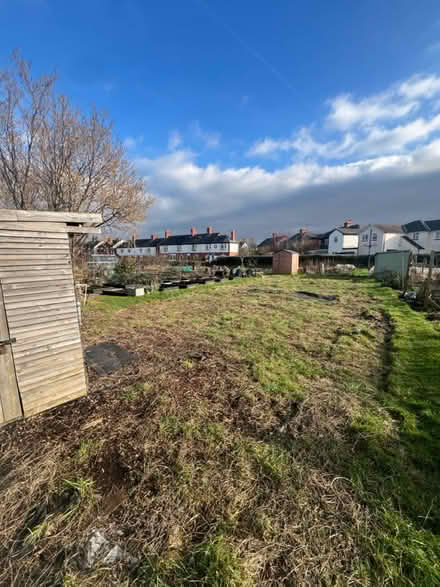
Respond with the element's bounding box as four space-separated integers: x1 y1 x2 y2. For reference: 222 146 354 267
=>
1 274 440 585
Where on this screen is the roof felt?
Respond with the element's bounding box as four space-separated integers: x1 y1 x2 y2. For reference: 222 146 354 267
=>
289 232 322 241
402 235 424 250
136 232 233 248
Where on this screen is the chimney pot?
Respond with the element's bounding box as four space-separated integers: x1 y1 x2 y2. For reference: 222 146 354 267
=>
231 230 237 241
207 226 214 234
343 219 353 228
299 227 308 235
165 229 171 238
191 227 197 236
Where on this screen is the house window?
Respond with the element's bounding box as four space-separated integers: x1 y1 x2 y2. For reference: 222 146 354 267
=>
435 231 440 240
333 236 338 243
362 234 369 242
206 244 211 250
413 232 419 241
192 244 197 251
163 246 168 252
371 233 377 242
214 244 217 249
177 245 182 252
221 243 226 250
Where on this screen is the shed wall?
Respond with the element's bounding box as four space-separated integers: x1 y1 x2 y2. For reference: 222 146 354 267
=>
0 227 87 417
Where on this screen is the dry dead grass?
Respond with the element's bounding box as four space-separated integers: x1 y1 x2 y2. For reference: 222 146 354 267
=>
0 276 402 585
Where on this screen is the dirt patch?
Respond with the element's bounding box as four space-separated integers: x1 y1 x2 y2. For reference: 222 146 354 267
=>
85 342 136 376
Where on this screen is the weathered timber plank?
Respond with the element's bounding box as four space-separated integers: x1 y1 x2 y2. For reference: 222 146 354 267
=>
10 321 79 342
19 364 85 392
23 380 87 417
0 230 70 239
0 209 102 224
0 267 72 278
0 240 69 248
0 284 22 423
7 302 77 317
0 222 67 233
16 348 83 375
8 309 78 326
10 317 78 336
0 257 71 266
4 286 74 298
1 275 74 284
2 279 73 291
5 293 75 307
14 340 82 362
13 333 81 355
5 296 76 311
22 373 86 402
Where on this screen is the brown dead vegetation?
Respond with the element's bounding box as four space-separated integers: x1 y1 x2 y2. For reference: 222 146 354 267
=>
0 277 392 585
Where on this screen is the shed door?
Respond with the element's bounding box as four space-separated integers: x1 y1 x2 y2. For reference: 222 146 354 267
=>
0 228 87 421
0 282 22 425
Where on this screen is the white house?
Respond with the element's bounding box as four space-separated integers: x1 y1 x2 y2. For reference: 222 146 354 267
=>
117 227 239 260
328 226 362 255
402 220 440 254
358 224 422 256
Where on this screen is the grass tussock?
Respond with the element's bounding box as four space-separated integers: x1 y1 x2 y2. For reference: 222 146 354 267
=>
0 275 439 585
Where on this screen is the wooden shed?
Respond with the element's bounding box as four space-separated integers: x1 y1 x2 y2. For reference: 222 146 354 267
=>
0 209 102 426
272 250 300 275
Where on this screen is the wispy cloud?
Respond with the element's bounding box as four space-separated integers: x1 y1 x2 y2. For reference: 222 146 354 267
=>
168 129 182 151
123 135 144 149
191 120 221 148
248 73 440 160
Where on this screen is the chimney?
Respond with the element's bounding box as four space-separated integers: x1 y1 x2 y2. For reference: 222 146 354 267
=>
207 226 214 234
191 227 197 236
151 233 157 240
299 227 308 236
343 219 353 228
231 230 237 241
164 229 171 238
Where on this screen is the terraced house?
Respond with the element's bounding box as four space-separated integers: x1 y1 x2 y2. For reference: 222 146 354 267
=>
117 227 239 261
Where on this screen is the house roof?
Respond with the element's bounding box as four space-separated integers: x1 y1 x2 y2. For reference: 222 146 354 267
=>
371 224 403 233
257 237 274 248
136 232 233 248
425 219 440 231
289 231 321 241
402 220 430 233
333 226 364 235
401 235 424 250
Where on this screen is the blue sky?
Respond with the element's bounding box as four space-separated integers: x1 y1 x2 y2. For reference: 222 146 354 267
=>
1 0 440 238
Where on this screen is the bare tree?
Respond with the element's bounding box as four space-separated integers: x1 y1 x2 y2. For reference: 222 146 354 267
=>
0 52 154 228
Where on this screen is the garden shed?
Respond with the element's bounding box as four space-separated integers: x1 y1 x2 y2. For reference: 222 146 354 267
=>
272 250 299 275
0 209 102 426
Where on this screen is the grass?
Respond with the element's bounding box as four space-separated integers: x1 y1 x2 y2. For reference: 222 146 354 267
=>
1 274 439 585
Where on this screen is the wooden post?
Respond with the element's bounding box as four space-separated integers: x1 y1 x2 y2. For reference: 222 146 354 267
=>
424 251 435 310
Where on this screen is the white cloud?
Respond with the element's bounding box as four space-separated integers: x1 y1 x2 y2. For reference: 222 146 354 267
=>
168 129 182 151
191 121 221 148
136 138 440 238
399 74 440 99
326 93 418 130
248 73 440 162
123 135 143 150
